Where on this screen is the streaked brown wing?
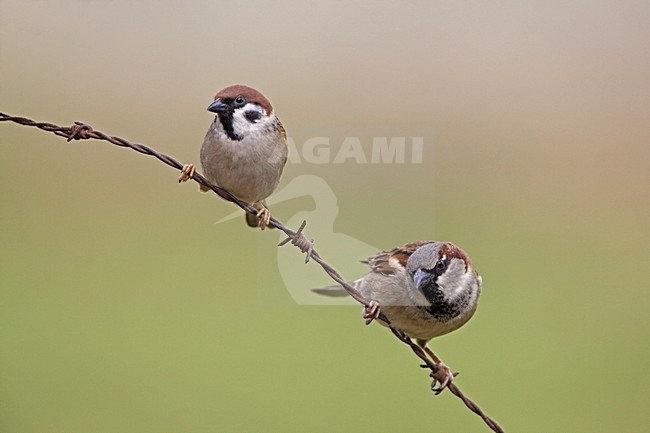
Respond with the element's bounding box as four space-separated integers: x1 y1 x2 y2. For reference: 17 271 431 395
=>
277 119 287 141
365 240 435 275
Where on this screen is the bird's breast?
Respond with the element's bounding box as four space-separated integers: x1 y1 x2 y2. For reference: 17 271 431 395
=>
200 129 286 204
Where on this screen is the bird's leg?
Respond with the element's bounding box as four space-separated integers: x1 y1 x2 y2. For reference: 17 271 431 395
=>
416 339 458 395
362 300 382 325
255 201 271 231
423 345 442 364
178 164 195 183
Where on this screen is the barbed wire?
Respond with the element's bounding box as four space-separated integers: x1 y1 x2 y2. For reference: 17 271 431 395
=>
1 112 504 432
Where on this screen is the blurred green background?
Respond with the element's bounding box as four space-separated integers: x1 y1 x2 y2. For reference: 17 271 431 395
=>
1 1 649 432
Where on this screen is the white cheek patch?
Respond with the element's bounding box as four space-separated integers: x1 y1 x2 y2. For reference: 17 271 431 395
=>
455 270 474 297
232 103 272 136
438 260 470 299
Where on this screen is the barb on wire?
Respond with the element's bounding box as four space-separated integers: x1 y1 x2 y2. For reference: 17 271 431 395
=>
278 220 314 263
0 112 504 433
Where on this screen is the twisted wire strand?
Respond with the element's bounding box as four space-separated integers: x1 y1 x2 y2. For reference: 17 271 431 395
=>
1 112 504 433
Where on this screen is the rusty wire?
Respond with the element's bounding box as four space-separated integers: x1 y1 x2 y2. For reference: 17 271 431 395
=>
1 112 504 433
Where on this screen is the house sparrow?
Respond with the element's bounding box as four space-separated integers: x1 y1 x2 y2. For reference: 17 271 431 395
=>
313 241 482 391
179 84 288 230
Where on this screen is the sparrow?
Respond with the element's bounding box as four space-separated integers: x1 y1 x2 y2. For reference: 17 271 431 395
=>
179 84 288 230
313 241 482 391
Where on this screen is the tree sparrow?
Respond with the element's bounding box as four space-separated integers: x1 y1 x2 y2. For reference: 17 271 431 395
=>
179 85 288 230
314 241 482 391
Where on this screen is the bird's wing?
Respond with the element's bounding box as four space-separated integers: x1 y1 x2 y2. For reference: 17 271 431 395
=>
366 241 435 275
277 118 287 142
312 241 435 297
277 119 288 170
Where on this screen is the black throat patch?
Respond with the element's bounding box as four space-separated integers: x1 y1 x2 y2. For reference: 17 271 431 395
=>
217 113 243 141
419 271 469 321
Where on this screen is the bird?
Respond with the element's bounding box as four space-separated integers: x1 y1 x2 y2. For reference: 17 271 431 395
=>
178 84 288 230
313 240 482 391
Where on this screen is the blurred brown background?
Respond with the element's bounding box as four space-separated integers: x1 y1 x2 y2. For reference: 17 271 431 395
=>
1 1 649 432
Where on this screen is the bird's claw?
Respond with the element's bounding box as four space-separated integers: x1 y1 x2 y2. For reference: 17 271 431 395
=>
362 300 381 325
256 207 271 230
429 364 458 395
178 164 195 183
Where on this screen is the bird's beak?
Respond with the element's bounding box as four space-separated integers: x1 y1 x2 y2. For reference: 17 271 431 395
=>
207 98 230 114
413 269 432 289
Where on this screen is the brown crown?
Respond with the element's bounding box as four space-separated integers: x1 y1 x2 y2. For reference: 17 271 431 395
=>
438 242 471 272
214 84 273 114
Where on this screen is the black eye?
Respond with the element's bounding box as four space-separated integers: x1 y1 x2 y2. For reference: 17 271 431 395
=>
234 96 246 107
434 258 447 276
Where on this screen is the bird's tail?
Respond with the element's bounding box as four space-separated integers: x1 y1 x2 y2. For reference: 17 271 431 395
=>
311 283 354 297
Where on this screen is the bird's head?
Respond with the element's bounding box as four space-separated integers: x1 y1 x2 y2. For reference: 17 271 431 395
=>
406 242 480 306
208 84 277 141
